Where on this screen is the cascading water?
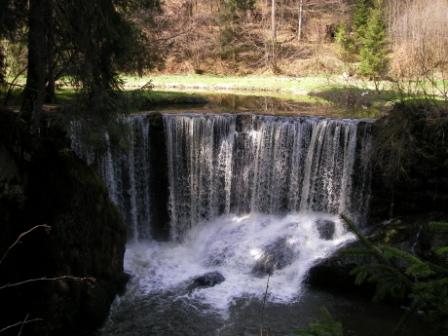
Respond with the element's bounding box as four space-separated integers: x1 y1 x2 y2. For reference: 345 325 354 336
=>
71 115 152 240
72 112 374 335
164 114 371 241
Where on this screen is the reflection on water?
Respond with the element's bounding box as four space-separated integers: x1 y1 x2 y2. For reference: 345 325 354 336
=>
152 90 380 119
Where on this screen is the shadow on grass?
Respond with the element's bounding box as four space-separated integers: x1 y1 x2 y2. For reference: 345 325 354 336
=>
0 88 209 111
124 90 208 111
309 86 400 118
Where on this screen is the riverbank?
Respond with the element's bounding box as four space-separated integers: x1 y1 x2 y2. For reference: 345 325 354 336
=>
2 74 399 118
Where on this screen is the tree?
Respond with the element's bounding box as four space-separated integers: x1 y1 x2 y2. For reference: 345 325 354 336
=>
218 0 256 61
335 23 356 59
1 0 161 131
0 0 28 94
297 0 304 41
20 0 52 129
353 0 373 41
0 42 4 85
359 0 388 89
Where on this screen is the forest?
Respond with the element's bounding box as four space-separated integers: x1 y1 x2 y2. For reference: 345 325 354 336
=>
0 1 447 336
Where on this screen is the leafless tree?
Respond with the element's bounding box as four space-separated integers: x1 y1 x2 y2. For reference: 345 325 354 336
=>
386 0 448 101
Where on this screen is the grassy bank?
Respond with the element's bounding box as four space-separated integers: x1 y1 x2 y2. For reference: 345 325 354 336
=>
120 74 402 117
2 74 405 118
123 74 388 95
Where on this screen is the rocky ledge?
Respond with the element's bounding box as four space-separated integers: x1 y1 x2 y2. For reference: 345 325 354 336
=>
0 110 127 336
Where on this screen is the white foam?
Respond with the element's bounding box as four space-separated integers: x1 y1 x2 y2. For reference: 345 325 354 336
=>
124 212 355 311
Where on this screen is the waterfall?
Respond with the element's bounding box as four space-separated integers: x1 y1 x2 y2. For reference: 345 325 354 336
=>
164 114 372 241
72 112 372 242
71 115 152 241
73 112 374 321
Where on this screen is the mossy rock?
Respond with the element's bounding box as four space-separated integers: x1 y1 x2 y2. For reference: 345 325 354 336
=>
0 110 127 336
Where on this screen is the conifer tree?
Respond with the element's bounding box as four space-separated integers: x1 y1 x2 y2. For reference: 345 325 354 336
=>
359 0 388 89
335 23 356 59
353 0 374 41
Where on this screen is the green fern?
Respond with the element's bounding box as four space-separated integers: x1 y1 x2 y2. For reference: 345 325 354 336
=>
434 247 448 256
429 221 448 233
295 308 343 336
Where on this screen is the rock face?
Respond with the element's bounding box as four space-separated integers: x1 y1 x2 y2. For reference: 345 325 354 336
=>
252 238 296 277
306 241 376 296
307 216 448 297
0 111 127 336
315 219 336 240
187 272 225 292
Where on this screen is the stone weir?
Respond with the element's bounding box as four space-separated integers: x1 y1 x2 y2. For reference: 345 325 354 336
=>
72 112 373 242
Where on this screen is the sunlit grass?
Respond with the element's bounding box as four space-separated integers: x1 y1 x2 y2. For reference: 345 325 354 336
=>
122 74 389 95
6 74 441 119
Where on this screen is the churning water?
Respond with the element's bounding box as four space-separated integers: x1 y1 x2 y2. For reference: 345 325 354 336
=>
72 112 384 335
123 213 353 310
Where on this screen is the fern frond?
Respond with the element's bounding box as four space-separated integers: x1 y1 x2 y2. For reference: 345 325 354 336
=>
342 247 372 257
429 221 448 232
434 246 448 256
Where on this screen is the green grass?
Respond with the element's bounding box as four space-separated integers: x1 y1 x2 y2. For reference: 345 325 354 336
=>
8 74 438 118
122 74 386 95
166 88 328 104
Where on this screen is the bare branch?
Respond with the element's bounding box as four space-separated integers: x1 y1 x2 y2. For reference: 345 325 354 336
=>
154 28 193 42
0 225 52 267
17 314 29 336
0 275 96 292
0 317 43 335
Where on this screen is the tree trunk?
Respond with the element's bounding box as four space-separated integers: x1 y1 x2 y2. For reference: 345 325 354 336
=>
45 67 56 104
0 41 5 85
298 0 304 41
21 0 51 130
45 7 56 104
271 0 276 69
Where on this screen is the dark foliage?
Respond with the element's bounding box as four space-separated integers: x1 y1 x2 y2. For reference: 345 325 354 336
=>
371 102 448 217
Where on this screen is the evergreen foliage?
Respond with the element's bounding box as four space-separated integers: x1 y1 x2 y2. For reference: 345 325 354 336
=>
218 0 255 61
358 1 388 82
0 0 27 40
342 215 448 334
295 308 344 336
335 23 356 59
352 0 373 41
0 0 161 128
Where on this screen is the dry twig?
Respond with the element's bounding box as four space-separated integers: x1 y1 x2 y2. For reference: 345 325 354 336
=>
0 316 43 335
0 225 51 267
0 275 96 292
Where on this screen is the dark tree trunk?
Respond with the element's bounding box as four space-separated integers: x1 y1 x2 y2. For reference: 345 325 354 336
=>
21 0 52 129
45 11 56 104
45 70 56 103
0 42 5 85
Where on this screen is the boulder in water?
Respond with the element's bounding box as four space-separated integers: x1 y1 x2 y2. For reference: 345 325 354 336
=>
187 272 225 292
316 219 336 240
252 238 297 277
